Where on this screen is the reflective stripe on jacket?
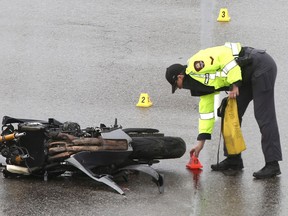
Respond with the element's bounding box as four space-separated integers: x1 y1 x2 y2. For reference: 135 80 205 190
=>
186 42 242 138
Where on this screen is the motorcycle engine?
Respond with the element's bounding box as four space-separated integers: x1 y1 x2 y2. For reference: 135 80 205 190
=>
61 121 82 136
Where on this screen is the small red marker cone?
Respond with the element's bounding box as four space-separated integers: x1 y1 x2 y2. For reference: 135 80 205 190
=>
186 155 203 170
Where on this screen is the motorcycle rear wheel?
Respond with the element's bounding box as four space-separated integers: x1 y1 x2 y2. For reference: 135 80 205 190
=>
130 136 186 160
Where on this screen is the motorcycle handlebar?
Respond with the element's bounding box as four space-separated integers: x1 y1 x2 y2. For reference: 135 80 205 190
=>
0 132 26 143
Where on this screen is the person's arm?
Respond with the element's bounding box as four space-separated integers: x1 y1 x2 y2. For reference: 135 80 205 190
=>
191 93 215 158
197 93 215 140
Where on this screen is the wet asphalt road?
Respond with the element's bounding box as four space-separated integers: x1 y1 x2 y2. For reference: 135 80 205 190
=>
1 0 288 215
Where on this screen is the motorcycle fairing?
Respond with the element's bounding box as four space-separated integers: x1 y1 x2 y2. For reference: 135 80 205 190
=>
65 151 165 195
66 150 133 194
65 154 125 195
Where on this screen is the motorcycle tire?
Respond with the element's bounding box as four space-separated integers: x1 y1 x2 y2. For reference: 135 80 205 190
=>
130 136 186 160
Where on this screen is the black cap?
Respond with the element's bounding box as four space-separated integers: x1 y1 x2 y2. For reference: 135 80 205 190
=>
166 64 186 94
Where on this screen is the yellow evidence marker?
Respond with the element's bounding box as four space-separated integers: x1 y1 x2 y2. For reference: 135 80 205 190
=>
217 8 231 22
136 93 153 107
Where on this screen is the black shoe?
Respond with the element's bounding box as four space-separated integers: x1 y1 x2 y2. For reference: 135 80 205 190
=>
211 156 244 171
253 161 281 179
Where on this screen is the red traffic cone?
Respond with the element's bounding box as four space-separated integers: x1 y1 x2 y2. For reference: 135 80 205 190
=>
186 155 203 170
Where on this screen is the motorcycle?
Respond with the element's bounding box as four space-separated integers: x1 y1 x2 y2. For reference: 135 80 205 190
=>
0 116 186 195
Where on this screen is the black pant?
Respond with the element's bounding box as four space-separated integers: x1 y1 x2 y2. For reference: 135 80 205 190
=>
234 50 282 162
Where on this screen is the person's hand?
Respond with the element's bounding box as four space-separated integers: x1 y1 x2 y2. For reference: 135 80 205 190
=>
190 140 205 158
228 84 239 99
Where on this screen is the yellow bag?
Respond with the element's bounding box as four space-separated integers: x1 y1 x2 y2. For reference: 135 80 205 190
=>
222 98 246 155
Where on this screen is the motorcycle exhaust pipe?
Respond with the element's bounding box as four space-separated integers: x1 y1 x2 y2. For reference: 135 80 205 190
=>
6 164 30 175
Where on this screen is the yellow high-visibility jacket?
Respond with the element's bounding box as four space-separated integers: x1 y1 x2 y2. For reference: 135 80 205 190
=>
185 42 242 140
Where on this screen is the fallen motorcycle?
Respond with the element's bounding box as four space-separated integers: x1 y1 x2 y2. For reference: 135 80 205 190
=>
0 116 186 195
